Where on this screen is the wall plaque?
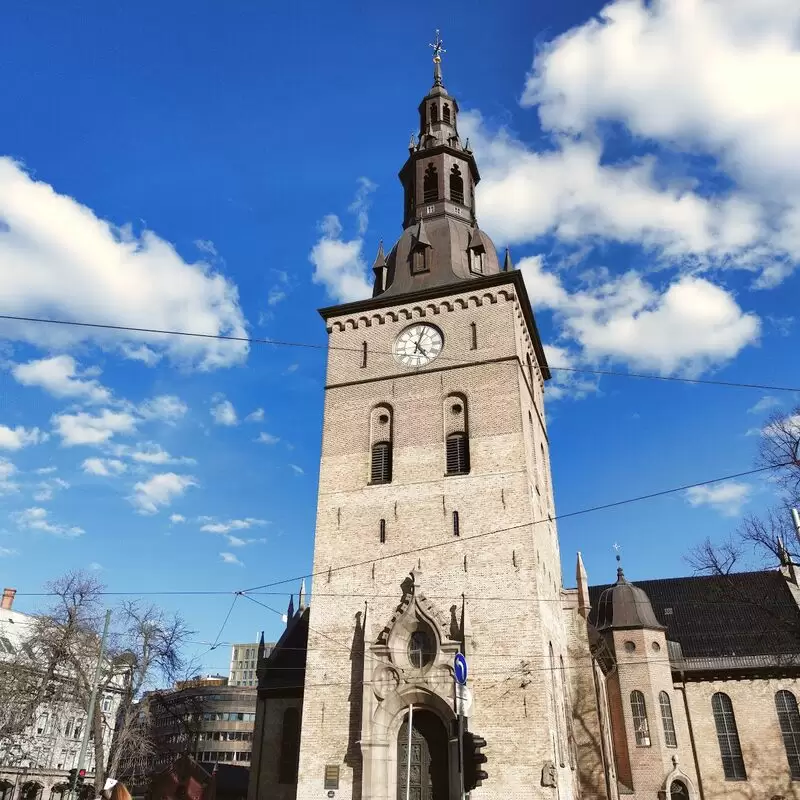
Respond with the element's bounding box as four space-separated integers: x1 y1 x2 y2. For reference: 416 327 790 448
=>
324 765 340 791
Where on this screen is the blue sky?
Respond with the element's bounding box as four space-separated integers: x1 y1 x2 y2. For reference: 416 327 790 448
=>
1 0 799 676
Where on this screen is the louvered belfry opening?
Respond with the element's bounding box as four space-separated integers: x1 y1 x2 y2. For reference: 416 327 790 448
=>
446 432 469 475
371 441 392 484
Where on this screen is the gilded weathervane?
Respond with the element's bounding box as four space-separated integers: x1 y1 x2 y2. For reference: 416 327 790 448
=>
430 29 445 63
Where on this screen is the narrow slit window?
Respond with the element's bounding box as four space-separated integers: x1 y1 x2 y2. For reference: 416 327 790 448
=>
452 510 460 537
712 692 746 780
379 519 386 544
470 322 477 351
430 103 439 124
371 441 392 484
361 341 367 368
659 691 677 748
443 104 451 124
446 432 470 475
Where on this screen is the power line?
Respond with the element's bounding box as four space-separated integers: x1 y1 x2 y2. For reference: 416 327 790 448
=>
1 312 797 393
241 461 791 593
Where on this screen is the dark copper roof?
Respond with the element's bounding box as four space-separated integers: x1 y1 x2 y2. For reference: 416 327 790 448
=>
594 567 665 631
590 570 800 658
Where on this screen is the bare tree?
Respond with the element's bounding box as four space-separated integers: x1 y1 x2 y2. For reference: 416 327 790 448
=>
0 571 194 790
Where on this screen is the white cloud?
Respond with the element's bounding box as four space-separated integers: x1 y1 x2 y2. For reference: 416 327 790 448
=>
82 457 127 477
34 466 57 475
256 432 280 445
12 355 111 403
290 464 304 475
53 409 137 446
541 344 599 400
748 395 782 415
138 395 188 423
220 552 243 566
267 287 287 306
0 157 248 369
245 408 264 423
520 257 760 375
129 472 197 515
685 481 753 517
118 343 162 366
0 548 18 558
225 534 267 548
0 425 47 451
12 506 84 537
33 478 69 502
309 179 377 304
169 514 186 524
129 444 195 466
513 0 800 282
88 562 103 571
285 363 299 374
0 457 19 494
211 398 237 426
200 518 267 534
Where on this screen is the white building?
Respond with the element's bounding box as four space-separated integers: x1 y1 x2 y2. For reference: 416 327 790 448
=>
228 638 273 688
0 588 125 800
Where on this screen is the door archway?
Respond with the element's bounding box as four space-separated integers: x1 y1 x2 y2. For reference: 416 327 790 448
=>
397 709 449 800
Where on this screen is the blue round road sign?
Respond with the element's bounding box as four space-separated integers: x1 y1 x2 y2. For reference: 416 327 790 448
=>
454 653 468 685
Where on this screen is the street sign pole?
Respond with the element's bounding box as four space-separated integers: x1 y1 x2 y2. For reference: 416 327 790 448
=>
454 654 468 800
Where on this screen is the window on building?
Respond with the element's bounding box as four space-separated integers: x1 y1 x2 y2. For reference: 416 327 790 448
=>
409 628 435 669
470 322 477 351
446 433 470 475
101 696 113 713
469 249 485 274
379 519 386 544
452 510 460 537
278 709 301 784
430 104 439 124
361 341 367 368
712 692 746 780
776 690 800 779
659 691 677 748
36 713 48 735
630 691 651 746
423 164 438 202
411 247 427 274
371 441 392 484
443 104 451 124
450 165 464 204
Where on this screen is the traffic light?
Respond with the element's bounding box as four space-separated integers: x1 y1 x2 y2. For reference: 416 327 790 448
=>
462 730 488 791
76 769 86 790
67 769 77 791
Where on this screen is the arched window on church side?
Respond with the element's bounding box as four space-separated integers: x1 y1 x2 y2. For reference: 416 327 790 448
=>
712 692 746 779
659 691 677 748
775 690 800 779
278 707 301 784
450 165 464 205
369 405 393 484
430 103 439 123
443 103 451 124
630 691 651 746
444 394 469 475
423 164 438 202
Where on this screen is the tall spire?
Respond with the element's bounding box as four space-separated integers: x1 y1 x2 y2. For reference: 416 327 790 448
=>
430 29 446 88
286 594 295 622
298 579 307 611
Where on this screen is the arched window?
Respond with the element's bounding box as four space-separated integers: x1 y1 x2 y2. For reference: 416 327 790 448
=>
470 322 477 350
450 165 464 205
712 692 746 780
430 103 439 124
469 249 485 274
776 690 800 779
444 394 469 475
411 247 427 274
278 708 301 784
659 691 677 747
371 442 392 484
670 781 689 799
369 405 393 484
443 104 451 124
630 691 651 746
423 164 438 202
409 628 435 668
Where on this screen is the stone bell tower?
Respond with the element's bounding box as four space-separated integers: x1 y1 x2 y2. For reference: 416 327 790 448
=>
263 35 578 800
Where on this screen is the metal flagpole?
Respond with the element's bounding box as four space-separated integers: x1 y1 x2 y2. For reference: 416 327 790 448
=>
405 704 413 800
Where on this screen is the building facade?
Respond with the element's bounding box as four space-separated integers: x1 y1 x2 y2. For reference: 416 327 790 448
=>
0 589 124 800
230 641 273 688
247 47 800 800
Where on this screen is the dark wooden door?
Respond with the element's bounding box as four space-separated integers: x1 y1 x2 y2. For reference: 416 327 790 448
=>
397 710 448 800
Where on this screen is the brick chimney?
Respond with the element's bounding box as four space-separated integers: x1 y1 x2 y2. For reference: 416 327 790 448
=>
2 588 16 610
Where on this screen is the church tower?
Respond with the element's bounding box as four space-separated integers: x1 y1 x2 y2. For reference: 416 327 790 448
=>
255 38 578 800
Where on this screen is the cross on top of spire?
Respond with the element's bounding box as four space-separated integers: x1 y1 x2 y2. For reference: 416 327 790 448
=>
430 30 445 62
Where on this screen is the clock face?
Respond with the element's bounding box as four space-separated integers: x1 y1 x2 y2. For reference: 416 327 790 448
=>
393 324 444 368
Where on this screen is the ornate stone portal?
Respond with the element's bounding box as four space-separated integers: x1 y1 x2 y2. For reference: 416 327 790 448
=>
360 570 463 800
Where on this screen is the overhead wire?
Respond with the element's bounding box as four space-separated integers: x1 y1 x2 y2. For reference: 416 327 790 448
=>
1 312 798 393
